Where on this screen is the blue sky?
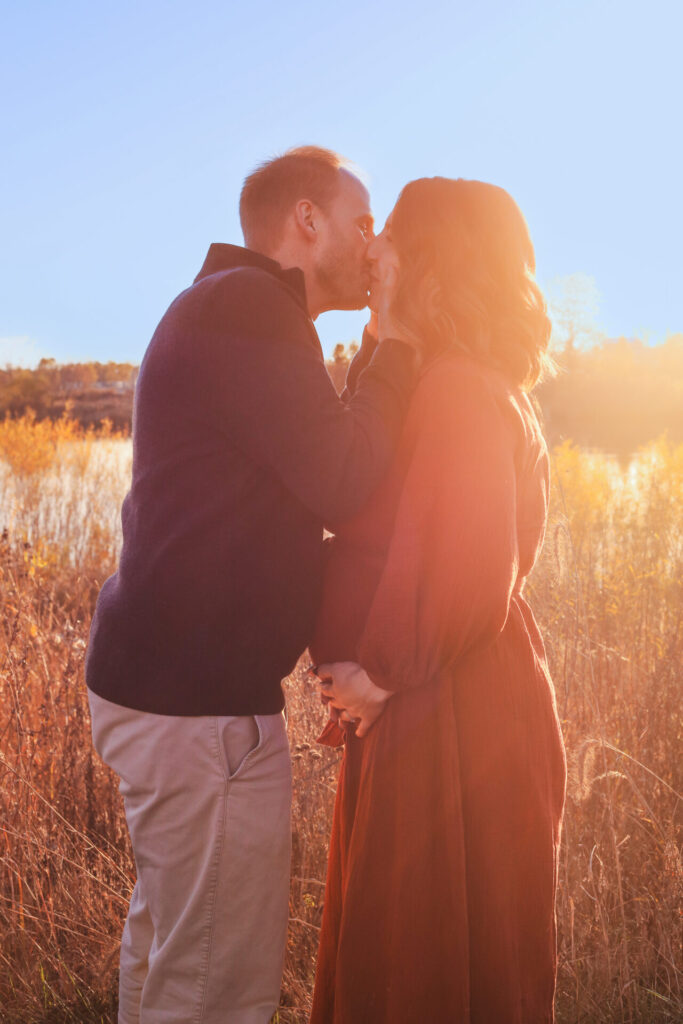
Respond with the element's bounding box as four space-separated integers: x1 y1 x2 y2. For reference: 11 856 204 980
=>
1 0 680 365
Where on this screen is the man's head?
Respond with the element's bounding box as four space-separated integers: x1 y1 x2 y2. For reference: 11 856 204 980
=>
239 146 374 318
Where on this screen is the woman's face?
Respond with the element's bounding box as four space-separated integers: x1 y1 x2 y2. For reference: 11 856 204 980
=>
367 214 401 309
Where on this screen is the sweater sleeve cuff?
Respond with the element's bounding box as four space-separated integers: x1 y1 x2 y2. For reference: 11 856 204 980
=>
342 325 380 400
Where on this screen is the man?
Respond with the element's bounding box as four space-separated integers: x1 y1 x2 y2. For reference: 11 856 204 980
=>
86 146 416 1023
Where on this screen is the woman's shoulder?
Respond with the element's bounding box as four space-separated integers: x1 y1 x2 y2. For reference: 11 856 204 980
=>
410 351 545 453
414 351 516 414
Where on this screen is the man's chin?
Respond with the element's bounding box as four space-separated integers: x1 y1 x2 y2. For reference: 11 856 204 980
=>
330 290 371 313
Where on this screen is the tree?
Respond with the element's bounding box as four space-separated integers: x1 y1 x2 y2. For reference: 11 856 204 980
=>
326 341 359 394
0 369 51 417
546 273 605 357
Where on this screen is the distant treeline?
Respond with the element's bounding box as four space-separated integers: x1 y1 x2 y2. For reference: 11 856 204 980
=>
0 359 138 431
536 334 683 457
2 335 682 455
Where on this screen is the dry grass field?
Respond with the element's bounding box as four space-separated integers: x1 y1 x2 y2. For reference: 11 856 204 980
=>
0 412 681 1023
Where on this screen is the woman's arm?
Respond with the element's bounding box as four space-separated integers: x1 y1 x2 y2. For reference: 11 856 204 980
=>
356 362 521 693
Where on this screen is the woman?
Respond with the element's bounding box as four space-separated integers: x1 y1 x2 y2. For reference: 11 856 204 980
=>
309 178 567 1023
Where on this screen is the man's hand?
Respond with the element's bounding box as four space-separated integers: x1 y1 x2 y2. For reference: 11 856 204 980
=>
315 661 392 738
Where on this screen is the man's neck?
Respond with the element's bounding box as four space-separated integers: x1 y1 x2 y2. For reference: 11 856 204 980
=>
252 242 323 319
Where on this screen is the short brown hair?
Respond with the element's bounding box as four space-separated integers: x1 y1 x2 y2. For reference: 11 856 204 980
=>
239 146 349 252
390 177 553 390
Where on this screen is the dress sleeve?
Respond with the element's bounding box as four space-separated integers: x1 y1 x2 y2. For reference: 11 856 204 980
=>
356 363 521 692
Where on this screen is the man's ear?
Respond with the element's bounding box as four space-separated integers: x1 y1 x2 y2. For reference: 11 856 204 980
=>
293 199 318 242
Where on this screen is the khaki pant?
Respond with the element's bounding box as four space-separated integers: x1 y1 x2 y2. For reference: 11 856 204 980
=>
88 690 292 1024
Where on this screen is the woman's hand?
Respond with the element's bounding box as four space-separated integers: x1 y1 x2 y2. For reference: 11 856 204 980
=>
375 263 402 342
373 264 423 368
365 309 379 339
315 661 393 737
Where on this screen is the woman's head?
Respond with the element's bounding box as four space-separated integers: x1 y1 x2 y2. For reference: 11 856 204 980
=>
368 178 552 389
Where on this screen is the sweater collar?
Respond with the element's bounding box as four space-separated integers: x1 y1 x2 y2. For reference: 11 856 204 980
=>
194 243 308 312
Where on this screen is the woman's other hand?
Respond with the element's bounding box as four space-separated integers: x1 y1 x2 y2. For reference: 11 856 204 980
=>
315 661 392 737
365 308 379 338
368 220 423 366
376 263 404 343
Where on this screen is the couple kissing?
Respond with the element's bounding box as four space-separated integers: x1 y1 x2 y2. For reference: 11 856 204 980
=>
86 145 567 1024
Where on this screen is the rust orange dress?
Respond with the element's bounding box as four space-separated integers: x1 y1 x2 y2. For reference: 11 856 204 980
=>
309 351 567 1024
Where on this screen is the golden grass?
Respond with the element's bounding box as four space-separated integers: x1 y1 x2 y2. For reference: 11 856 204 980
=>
0 413 681 1023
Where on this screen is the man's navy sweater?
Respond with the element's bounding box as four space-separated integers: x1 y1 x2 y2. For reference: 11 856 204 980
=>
85 244 415 715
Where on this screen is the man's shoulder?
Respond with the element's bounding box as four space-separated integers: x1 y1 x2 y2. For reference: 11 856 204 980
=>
161 265 308 344
149 263 317 372
188 264 303 314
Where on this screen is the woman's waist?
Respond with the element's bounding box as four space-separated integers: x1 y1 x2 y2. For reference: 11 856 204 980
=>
448 592 551 696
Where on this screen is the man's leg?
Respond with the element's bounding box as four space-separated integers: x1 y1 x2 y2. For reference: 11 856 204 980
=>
118 879 154 1022
88 690 291 1024
199 712 291 1023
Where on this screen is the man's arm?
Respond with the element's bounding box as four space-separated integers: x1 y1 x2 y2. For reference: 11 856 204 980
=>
198 268 417 522
341 324 380 403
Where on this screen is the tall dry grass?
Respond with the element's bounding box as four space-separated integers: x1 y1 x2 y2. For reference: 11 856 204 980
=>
0 412 681 1023
529 439 682 1022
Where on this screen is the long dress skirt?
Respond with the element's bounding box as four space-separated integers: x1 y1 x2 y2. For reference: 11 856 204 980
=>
309 354 567 1023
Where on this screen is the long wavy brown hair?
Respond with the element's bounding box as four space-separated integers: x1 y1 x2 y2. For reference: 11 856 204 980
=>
389 177 552 390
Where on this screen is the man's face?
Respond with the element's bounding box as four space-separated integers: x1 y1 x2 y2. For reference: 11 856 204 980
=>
314 170 374 313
